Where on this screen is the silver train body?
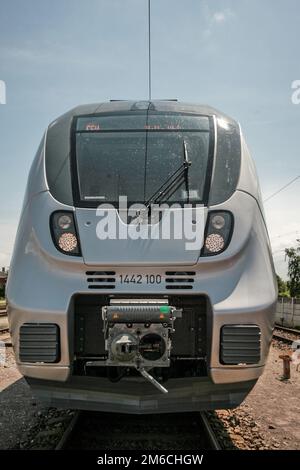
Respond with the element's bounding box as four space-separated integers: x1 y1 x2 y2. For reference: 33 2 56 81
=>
6 101 277 413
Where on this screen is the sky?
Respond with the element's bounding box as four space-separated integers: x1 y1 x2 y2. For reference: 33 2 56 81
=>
0 0 299 278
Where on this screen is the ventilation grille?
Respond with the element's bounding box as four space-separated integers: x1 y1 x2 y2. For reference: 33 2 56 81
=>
86 271 116 289
165 271 195 290
19 323 60 363
220 325 261 365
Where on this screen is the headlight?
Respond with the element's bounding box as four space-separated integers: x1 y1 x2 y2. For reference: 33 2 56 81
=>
58 232 78 252
57 214 72 230
205 233 225 253
50 211 81 256
202 211 233 256
211 214 225 230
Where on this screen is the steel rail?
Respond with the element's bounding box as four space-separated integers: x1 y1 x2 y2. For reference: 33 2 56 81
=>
55 411 81 450
200 412 222 450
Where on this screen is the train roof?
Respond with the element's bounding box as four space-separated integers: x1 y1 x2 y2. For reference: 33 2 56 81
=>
51 100 238 126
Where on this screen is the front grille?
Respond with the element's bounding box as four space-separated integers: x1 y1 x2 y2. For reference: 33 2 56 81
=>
165 271 195 290
86 271 116 289
220 324 261 365
19 323 60 363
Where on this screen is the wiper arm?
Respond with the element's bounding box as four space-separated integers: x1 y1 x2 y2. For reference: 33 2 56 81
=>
130 141 192 223
183 139 191 169
183 139 191 203
144 140 192 209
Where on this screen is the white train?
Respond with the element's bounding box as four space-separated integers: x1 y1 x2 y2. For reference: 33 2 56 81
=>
6 100 277 413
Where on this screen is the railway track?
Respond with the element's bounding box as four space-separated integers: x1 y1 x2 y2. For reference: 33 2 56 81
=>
55 411 221 450
275 324 300 335
273 326 300 345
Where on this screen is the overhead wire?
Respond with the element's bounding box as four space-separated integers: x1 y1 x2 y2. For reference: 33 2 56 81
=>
263 175 300 203
148 0 151 101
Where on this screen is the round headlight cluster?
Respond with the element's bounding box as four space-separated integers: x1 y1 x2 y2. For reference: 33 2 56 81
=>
58 232 78 252
51 211 81 256
57 214 72 230
205 233 225 253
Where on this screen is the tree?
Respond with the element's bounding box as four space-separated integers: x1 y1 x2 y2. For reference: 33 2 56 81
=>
285 240 300 298
276 274 289 297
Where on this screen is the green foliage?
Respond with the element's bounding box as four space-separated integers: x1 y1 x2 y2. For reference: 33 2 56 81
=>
276 274 290 297
285 240 300 298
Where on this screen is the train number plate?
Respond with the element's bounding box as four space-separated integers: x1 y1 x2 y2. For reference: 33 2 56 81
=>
119 274 162 285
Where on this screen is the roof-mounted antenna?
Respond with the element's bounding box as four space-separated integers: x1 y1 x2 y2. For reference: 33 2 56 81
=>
148 0 152 101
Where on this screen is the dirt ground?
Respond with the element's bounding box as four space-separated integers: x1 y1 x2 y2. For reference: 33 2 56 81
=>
0 345 46 449
0 337 299 450
240 343 300 449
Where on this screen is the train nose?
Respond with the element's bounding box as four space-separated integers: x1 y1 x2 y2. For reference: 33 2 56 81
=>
75 206 207 265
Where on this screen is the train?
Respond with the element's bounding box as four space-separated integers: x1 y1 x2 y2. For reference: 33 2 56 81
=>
6 100 277 413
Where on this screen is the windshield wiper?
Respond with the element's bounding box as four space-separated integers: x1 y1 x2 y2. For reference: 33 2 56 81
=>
130 141 192 223
183 139 191 204
143 140 192 211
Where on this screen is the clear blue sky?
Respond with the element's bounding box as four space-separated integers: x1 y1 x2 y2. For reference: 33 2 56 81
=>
0 0 299 277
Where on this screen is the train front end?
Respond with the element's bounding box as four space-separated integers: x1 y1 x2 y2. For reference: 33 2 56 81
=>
6 101 277 413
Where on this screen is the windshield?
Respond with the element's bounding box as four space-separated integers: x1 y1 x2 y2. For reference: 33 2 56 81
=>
74 114 211 205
